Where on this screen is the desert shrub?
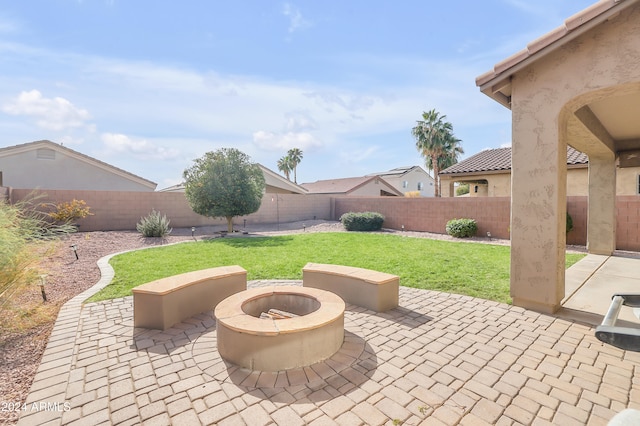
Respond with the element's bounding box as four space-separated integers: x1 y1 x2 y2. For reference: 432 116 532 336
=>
0 194 76 307
137 210 172 237
48 199 93 224
456 183 470 196
566 212 573 233
340 212 385 232
445 218 478 238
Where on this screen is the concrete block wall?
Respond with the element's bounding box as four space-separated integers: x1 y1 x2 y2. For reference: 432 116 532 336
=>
7 188 640 251
616 196 640 251
335 196 512 240
9 189 333 232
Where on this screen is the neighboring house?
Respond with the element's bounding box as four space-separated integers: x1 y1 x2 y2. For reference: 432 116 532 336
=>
440 146 640 197
0 140 157 191
367 166 435 197
301 176 403 196
159 164 308 195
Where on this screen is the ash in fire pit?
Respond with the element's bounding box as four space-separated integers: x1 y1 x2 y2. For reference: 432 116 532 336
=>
259 309 298 319
243 292 320 319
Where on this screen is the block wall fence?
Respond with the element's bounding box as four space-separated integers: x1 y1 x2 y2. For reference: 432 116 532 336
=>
6 188 640 251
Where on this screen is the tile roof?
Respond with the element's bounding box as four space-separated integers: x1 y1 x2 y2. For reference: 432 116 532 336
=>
476 0 639 108
301 175 402 195
301 176 374 194
440 146 588 175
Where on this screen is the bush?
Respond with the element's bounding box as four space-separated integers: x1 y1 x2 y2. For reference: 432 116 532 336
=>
445 218 478 238
137 210 172 237
456 183 470 196
340 212 385 232
404 191 421 198
0 193 76 307
48 199 93 224
566 212 573 233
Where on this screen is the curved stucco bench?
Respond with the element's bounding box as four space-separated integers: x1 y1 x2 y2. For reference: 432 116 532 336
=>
302 262 399 312
133 265 247 330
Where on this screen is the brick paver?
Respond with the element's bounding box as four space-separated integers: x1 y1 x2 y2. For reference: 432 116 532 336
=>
14 259 640 426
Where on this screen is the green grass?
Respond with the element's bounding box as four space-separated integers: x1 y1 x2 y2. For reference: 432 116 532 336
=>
87 233 586 305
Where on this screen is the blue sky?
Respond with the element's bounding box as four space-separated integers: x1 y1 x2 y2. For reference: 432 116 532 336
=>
0 0 595 189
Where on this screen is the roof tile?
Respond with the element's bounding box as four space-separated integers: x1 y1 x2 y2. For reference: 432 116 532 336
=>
440 146 588 175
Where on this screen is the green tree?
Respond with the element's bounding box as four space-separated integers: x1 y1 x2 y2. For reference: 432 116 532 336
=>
287 148 303 183
277 155 293 180
183 148 265 232
411 109 462 197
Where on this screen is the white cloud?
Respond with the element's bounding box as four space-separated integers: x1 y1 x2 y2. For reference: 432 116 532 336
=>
252 130 321 151
101 133 180 161
282 3 311 33
2 90 91 131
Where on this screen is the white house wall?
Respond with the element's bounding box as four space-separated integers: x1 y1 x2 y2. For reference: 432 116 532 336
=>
384 168 435 197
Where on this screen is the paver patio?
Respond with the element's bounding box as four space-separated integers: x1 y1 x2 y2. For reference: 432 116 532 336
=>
17 253 640 425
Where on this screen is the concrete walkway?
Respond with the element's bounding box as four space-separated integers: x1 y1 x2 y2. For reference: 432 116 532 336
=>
17 254 640 425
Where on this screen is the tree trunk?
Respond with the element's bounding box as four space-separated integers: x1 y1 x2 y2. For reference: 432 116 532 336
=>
431 154 441 197
226 216 233 233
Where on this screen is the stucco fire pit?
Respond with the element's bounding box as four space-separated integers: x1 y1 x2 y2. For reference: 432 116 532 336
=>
215 286 345 371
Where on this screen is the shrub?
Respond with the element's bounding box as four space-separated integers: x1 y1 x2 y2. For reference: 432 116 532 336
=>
456 183 470 196
566 212 574 233
340 212 385 232
445 218 478 238
0 193 76 307
137 210 172 237
404 191 421 198
48 199 93 224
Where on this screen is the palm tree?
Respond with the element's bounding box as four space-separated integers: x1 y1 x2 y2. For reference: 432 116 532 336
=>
277 156 292 180
287 148 303 183
412 109 461 197
425 133 464 176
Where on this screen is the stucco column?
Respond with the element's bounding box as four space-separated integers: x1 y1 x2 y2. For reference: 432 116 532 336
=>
510 100 567 314
440 178 453 197
587 155 616 255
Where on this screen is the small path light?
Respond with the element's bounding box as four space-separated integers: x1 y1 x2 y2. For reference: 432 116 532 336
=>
191 227 196 239
38 275 47 302
402 225 405 232
303 223 306 232
243 219 246 229
487 231 492 241
70 244 79 260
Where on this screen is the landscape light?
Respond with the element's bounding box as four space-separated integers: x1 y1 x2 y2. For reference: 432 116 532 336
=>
191 227 196 238
487 231 492 241
303 223 306 232
401 225 405 232
39 275 47 302
70 244 79 260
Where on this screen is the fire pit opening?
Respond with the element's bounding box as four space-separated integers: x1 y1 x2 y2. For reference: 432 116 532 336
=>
215 286 345 371
242 293 320 319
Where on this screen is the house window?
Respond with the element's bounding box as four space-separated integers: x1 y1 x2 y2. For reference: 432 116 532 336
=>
402 181 408 188
37 148 56 160
417 182 424 190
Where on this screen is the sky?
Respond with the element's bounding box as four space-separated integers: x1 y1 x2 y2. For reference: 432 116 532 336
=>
0 0 597 190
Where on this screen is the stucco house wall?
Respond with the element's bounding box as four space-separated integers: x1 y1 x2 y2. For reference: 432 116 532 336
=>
0 141 156 192
444 165 640 197
380 167 436 197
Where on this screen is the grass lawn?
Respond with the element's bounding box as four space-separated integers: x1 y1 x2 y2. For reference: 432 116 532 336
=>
88 233 586 305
